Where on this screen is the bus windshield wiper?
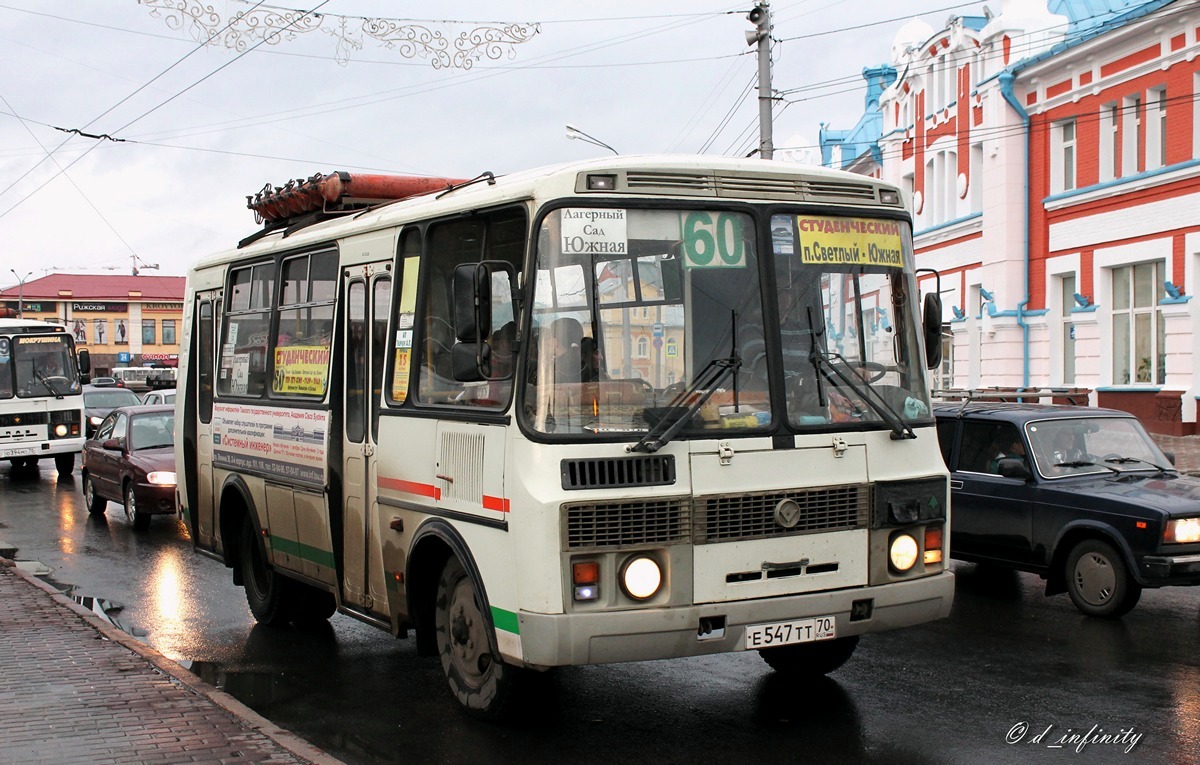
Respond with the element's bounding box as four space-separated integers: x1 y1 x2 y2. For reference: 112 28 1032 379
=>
628 355 740 454
36 370 65 399
806 310 913 440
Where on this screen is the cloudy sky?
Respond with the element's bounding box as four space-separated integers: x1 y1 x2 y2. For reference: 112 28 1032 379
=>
0 0 985 281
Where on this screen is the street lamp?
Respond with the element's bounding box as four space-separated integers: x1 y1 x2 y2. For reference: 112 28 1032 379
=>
565 123 618 155
10 270 31 318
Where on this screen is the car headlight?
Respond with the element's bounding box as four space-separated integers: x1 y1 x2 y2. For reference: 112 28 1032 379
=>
147 471 177 486
620 555 662 600
889 533 919 572
89 416 102 426
1165 518 1200 544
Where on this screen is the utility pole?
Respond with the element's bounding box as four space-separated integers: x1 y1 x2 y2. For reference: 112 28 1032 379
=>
10 270 31 318
746 2 773 159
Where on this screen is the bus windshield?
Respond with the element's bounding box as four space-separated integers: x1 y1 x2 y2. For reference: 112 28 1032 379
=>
10 335 81 398
771 213 931 431
524 206 931 439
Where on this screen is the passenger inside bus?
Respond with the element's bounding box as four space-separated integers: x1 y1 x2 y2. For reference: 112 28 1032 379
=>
580 336 606 382
549 317 584 383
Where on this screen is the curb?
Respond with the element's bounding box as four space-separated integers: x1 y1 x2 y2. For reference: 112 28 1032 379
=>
0 556 344 765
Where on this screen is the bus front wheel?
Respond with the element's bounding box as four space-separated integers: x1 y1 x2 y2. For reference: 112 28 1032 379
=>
241 517 295 626
435 556 524 720
54 453 74 477
759 635 859 677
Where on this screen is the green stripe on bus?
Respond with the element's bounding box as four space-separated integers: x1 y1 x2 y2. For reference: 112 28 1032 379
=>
269 535 336 569
491 606 520 635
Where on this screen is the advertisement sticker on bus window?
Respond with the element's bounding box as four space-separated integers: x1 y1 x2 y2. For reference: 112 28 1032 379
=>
272 345 330 396
681 211 747 269
395 329 413 350
392 350 411 402
560 209 627 257
211 403 329 488
227 323 238 346
398 312 415 330
795 216 905 268
231 356 250 395
771 218 795 256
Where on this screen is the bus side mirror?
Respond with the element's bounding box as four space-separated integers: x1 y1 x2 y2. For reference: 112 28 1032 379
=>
922 292 942 370
77 348 91 382
453 264 491 343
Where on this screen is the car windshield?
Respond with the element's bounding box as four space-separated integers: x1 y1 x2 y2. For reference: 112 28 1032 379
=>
129 412 175 450
1026 417 1170 478
85 389 142 408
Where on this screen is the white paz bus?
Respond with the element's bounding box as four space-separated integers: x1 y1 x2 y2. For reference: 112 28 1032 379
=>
0 318 90 476
177 157 953 717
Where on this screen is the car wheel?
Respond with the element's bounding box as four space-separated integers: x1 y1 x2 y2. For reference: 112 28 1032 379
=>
241 516 296 626
82 474 107 514
759 635 860 677
123 482 151 531
1064 539 1142 618
55 453 75 477
435 556 525 720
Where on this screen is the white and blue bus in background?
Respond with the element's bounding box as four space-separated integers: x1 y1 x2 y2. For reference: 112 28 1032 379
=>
0 318 90 476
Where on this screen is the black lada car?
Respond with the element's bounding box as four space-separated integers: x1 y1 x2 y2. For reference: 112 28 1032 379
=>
934 402 1200 618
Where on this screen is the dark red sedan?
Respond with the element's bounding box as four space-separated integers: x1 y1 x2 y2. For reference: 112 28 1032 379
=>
81 404 177 530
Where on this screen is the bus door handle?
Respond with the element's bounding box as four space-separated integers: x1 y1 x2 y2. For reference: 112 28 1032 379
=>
362 443 375 457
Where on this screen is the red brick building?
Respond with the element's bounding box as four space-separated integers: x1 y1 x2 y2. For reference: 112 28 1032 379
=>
820 0 1199 433
0 274 185 375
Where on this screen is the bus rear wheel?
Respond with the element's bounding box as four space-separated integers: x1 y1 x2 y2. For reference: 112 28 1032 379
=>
241 517 296 626
759 635 859 677
435 556 524 720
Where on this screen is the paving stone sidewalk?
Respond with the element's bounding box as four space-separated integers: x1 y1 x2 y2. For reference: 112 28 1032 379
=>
1151 433 1200 476
0 559 341 765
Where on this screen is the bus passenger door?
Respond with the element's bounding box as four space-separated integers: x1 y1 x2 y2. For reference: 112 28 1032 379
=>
189 295 219 551
341 266 391 613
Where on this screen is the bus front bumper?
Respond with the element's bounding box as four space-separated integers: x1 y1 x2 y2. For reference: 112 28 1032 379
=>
514 570 954 667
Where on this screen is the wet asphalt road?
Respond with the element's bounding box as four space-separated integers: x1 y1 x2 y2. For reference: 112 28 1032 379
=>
3 461 1199 764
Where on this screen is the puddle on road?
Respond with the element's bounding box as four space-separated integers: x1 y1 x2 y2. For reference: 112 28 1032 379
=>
181 661 295 710
69 593 149 638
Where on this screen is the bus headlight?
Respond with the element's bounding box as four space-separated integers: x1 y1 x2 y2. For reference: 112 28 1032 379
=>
54 424 68 437
147 471 176 486
1165 518 1200 544
620 555 662 600
889 533 919 572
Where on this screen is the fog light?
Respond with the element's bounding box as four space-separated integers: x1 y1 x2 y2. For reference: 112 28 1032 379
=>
889 533 919 572
147 471 176 485
574 585 599 601
54 424 68 437
620 555 662 600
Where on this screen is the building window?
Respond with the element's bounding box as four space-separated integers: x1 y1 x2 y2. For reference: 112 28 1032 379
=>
142 319 156 345
637 337 648 357
1112 262 1164 385
922 149 957 227
1053 119 1076 193
1147 86 1167 170
1121 94 1142 176
969 143 983 212
1060 275 1076 385
162 319 176 345
1100 102 1120 181
939 329 954 391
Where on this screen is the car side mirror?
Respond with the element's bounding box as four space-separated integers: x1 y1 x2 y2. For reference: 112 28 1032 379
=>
102 438 122 452
1162 450 1176 466
997 457 1032 480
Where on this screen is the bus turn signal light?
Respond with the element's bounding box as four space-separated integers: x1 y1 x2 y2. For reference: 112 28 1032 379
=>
573 560 600 602
924 526 943 565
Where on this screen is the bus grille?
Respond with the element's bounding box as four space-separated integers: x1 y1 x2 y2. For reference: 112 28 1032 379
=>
561 455 676 490
564 499 690 550
0 412 49 427
622 171 881 203
693 485 869 544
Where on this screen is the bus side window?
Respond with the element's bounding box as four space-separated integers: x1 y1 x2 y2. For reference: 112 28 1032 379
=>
417 208 526 408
